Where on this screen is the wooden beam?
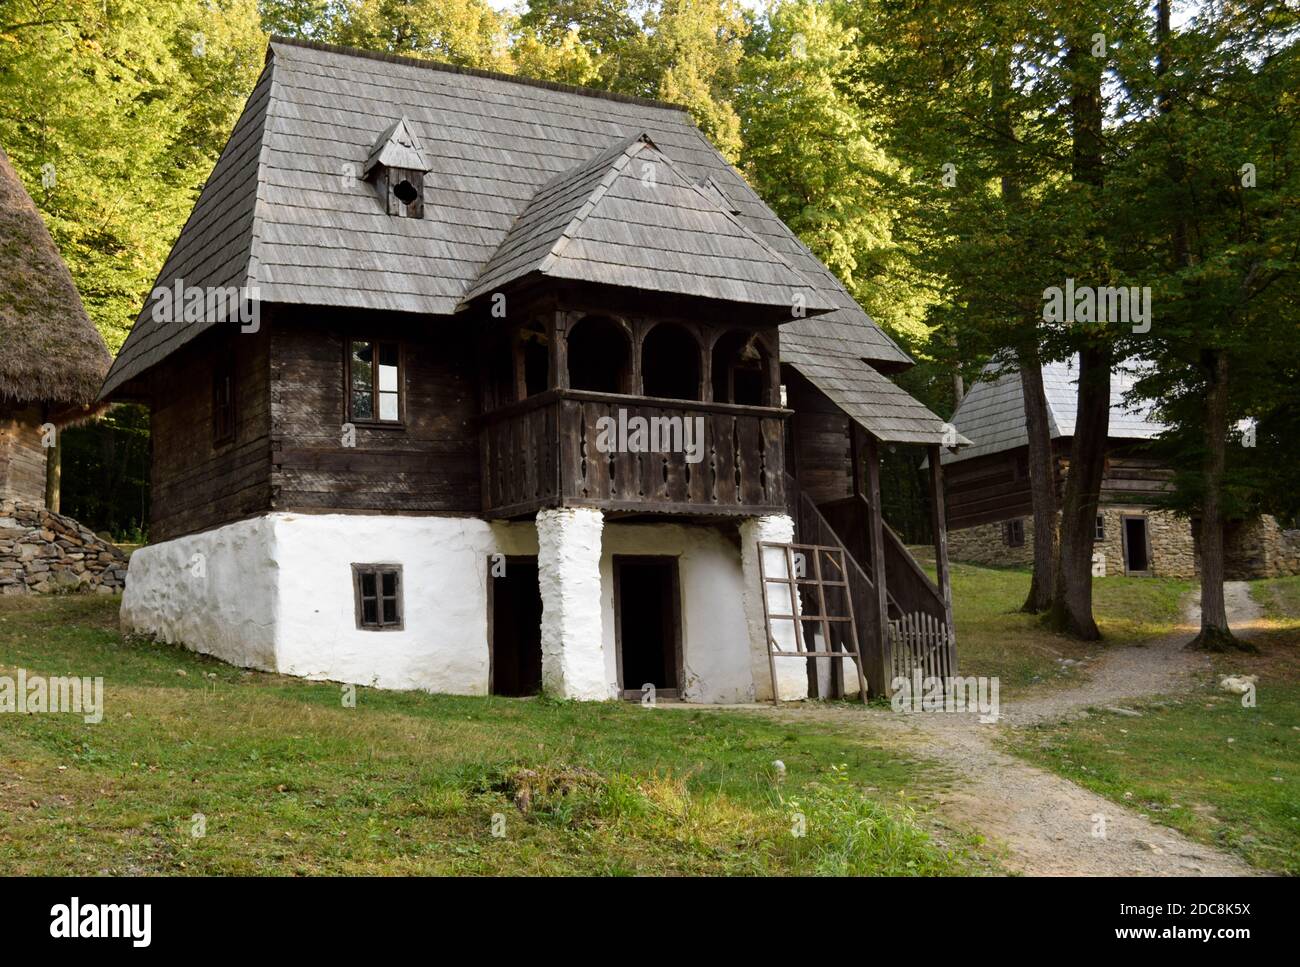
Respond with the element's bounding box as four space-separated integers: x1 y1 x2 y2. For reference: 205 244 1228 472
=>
549 310 569 390
862 432 891 695
928 443 957 671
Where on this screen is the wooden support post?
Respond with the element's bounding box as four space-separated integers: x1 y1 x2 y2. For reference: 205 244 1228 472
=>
928 443 957 671
549 310 569 391
849 422 864 499
862 432 891 696
44 423 61 513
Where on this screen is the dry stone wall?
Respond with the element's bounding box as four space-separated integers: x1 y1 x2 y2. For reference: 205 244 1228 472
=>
0 498 127 594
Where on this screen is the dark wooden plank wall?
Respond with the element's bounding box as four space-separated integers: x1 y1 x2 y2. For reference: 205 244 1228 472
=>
782 366 854 505
947 439 1175 530
0 403 48 505
269 309 480 514
148 325 272 541
943 449 1034 530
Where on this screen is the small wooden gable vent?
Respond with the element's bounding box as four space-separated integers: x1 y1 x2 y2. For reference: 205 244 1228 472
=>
362 116 430 219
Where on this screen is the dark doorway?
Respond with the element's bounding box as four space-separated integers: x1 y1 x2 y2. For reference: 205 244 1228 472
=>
614 556 682 699
1123 517 1150 574
490 556 543 696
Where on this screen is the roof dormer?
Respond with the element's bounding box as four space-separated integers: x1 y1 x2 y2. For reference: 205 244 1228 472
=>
362 117 430 218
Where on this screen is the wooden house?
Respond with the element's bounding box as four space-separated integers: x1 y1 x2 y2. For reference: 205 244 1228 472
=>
943 357 1300 579
0 144 112 508
102 38 959 702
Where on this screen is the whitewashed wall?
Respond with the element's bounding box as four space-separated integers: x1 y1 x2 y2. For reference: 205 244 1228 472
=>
122 512 764 703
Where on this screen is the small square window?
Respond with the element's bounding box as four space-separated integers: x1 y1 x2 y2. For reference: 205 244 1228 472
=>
1095 514 1106 541
1003 518 1025 548
353 564 403 630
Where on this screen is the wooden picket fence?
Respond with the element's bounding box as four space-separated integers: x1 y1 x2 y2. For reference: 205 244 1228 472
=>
888 611 955 685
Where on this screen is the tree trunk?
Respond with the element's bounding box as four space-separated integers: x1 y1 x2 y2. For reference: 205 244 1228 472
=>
1019 346 1057 612
1048 344 1109 639
1047 32 1108 639
990 45 1056 613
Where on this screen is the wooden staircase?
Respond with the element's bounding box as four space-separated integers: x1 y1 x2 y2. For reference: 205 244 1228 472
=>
785 473 955 697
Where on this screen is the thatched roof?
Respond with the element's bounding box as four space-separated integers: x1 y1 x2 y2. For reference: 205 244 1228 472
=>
0 144 111 411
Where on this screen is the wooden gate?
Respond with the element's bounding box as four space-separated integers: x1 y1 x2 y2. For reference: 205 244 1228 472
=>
888 612 955 685
757 541 868 704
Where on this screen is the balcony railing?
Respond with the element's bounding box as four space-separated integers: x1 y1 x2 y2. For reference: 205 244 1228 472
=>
480 389 788 518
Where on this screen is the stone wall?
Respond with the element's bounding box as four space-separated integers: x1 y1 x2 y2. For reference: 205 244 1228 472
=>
948 507 1300 579
946 519 1035 568
1223 515 1300 579
0 498 127 594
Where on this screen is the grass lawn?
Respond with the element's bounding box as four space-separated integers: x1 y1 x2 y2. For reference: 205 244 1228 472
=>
0 594 995 876
949 562 1193 693
1002 578 1300 874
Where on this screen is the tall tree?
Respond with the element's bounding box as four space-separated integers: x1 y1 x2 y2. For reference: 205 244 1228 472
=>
1124 0 1300 648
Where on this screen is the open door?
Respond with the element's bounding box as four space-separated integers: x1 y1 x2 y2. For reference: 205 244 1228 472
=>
489 556 543 696
1122 516 1151 576
613 556 682 700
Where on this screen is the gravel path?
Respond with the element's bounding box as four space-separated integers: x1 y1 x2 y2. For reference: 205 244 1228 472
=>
746 582 1266 876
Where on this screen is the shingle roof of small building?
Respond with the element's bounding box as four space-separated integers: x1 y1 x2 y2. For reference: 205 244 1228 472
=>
942 355 1164 464
461 134 833 312
101 37 915 401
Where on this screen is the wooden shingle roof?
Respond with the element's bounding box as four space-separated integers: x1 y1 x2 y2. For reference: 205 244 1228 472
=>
101 37 913 400
787 351 968 446
461 134 833 313
942 356 1165 464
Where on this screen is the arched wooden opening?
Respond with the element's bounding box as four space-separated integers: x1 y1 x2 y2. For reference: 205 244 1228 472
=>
568 315 631 393
641 322 702 400
711 330 772 406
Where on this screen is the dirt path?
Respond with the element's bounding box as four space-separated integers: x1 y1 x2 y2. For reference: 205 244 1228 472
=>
746 583 1267 875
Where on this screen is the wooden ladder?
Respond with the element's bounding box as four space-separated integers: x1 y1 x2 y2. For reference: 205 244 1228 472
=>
756 541 869 704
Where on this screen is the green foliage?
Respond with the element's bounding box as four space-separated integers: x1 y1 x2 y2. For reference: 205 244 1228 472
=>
60 403 150 540
0 0 267 351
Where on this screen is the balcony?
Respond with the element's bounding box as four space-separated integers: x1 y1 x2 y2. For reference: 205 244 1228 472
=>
480 389 788 519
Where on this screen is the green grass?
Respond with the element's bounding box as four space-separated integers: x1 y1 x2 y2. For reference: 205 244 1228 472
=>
950 563 1194 692
0 594 993 876
1252 575 1300 625
1003 579 1300 874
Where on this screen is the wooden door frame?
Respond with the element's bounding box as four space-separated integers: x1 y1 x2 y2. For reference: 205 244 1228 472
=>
486 554 541 696
611 554 684 701
1120 514 1153 577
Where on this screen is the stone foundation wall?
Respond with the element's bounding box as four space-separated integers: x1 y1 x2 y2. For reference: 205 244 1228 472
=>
0 498 127 594
946 519 1035 568
944 507 1298 579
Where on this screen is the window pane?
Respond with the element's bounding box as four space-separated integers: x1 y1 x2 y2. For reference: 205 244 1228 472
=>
360 571 376 597
352 390 373 420
378 391 398 421
382 597 398 624
351 342 373 391
381 571 397 596
362 597 378 625
377 345 398 392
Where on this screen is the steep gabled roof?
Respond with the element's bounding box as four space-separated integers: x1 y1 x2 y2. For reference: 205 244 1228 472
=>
942 355 1165 464
0 144 111 410
101 37 912 400
462 134 833 312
